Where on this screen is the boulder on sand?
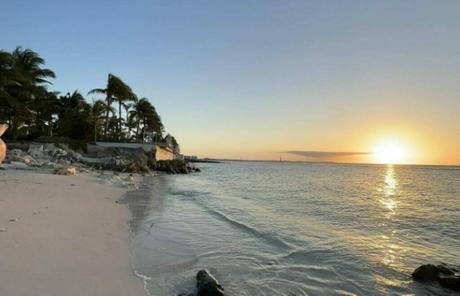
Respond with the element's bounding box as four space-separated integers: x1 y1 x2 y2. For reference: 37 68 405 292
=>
412 264 460 291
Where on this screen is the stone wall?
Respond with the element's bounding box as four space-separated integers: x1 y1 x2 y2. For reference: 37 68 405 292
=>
155 145 176 161
94 142 155 152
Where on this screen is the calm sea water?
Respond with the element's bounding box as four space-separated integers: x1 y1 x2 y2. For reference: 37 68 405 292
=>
123 162 460 296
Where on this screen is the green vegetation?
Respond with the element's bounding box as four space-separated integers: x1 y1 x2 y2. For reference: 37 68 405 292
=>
0 46 170 145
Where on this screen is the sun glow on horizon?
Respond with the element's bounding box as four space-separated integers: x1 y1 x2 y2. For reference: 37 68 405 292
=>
373 140 409 164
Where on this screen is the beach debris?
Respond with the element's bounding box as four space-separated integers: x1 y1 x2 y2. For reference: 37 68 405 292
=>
9 218 18 222
178 270 224 296
413 264 460 291
53 166 77 176
0 227 7 232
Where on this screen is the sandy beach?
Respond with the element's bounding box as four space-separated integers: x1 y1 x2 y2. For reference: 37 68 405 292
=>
0 169 145 296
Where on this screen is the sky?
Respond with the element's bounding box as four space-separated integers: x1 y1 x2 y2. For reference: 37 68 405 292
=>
1 0 459 165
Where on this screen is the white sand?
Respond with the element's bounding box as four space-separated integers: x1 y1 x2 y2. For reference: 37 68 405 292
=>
0 169 146 296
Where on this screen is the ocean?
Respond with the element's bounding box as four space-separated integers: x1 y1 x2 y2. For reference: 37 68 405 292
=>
123 161 460 295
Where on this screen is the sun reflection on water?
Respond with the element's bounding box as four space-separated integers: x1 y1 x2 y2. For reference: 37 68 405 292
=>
380 165 398 217
377 165 405 273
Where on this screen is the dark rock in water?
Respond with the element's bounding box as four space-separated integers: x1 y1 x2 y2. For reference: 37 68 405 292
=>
439 276 460 291
178 270 224 296
196 270 224 296
412 264 444 281
413 264 460 291
154 159 200 174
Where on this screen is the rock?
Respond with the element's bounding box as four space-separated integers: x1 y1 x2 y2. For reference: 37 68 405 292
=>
53 166 77 176
6 149 40 166
178 270 224 296
28 144 46 160
7 161 32 170
439 276 460 291
155 159 198 174
57 159 71 166
0 124 7 164
412 264 443 281
196 270 224 296
413 264 460 292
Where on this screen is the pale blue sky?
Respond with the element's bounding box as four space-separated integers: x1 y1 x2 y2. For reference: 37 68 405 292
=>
2 0 459 163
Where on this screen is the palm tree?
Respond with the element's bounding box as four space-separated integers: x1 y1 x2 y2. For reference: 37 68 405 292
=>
0 51 17 125
11 47 55 85
56 90 92 140
91 99 114 142
88 73 135 140
115 92 137 139
129 98 164 143
0 47 56 139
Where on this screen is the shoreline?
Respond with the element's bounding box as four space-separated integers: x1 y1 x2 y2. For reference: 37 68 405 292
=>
0 168 146 296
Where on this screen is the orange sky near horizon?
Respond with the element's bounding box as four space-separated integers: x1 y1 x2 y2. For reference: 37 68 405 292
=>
180 119 460 165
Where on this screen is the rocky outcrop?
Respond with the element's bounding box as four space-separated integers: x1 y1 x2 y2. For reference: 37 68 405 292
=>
3 143 151 173
102 148 151 173
2 142 199 175
178 270 224 296
155 159 200 174
412 264 460 291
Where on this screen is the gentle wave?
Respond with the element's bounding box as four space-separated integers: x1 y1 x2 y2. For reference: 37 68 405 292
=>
126 162 460 295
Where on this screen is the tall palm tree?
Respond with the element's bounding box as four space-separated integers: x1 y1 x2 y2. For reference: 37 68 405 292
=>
0 51 17 125
0 47 56 139
88 73 135 139
115 92 137 139
129 98 164 143
57 90 92 140
91 99 114 142
11 47 55 85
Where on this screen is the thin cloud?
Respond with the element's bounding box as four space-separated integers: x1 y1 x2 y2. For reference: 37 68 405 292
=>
287 151 370 159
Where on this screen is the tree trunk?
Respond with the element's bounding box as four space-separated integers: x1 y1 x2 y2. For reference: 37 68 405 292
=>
136 120 140 143
104 94 110 138
118 101 122 140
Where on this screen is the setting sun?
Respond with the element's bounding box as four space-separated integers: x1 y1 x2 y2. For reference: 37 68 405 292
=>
373 140 409 164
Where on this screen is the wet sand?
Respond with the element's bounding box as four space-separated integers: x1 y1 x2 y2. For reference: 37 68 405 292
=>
0 169 145 296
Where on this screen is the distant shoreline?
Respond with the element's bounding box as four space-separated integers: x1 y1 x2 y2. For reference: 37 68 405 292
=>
211 159 460 168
